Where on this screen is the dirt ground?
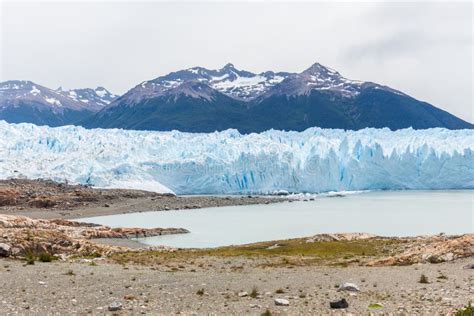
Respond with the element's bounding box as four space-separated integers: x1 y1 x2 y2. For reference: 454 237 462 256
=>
0 257 472 315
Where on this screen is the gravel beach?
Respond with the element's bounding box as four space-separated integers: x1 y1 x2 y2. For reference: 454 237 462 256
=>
0 257 472 315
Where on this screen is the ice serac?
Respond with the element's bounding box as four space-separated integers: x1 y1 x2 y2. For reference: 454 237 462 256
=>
0 121 472 194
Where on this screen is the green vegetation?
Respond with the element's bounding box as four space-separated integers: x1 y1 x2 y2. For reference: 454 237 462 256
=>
250 287 259 298
437 273 448 280
368 303 383 308
261 309 272 316
419 274 429 284
110 237 400 267
38 252 55 263
24 251 57 264
25 252 35 265
196 288 205 296
455 303 474 316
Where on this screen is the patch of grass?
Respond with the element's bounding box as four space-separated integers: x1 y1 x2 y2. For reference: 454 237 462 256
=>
25 252 35 265
368 303 383 308
38 252 55 263
275 288 285 294
196 288 205 296
109 237 402 267
455 303 474 316
437 273 448 280
250 286 259 298
419 274 429 284
261 309 272 316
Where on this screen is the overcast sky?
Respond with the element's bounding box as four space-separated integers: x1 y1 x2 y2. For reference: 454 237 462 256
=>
1 1 472 122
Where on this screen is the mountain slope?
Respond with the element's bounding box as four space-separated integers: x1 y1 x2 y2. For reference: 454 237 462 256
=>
0 81 116 126
86 81 248 132
84 62 472 132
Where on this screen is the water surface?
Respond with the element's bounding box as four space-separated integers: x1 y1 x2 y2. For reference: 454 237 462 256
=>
79 190 473 248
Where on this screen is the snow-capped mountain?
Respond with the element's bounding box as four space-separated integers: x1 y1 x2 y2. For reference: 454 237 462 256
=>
0 80 116 126
113 62 400 104
116 63 292 104
1 121 472 194
85 62 473 132
3 62 472 131
264 63 402 98
56 86 117 109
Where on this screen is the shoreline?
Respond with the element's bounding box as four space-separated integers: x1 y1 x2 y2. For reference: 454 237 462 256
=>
0 179 287 220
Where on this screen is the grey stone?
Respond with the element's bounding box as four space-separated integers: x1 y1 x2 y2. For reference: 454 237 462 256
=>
338 282 360 292
108 301 123 311
274 298 290 306
0 243 11 257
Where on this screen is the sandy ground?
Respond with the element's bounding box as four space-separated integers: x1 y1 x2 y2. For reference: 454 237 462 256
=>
0 257 472 315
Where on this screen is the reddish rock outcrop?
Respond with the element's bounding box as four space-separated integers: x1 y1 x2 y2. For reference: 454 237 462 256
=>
0 189 19 206
0 214 188 258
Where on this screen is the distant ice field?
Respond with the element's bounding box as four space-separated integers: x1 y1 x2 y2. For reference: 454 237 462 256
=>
0 121 473 194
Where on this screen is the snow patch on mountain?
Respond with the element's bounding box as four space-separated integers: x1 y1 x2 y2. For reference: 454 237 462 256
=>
0 121 472 194
44 96 62 107
56 86 117 108
30 86 41 95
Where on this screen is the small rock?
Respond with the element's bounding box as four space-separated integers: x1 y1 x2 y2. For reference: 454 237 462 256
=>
274 298 290 306
338 282 360 292
250 304 261 308
38 281 46 285
266 244 280 250
108 301 123 311
238 291 248 297
0 243 11 257
463 263 474 269
330 298 349 309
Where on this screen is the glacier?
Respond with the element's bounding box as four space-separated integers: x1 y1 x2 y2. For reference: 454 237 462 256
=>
0 121 473 194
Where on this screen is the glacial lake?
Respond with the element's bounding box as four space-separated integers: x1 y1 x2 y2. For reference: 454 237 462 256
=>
79 190 473 248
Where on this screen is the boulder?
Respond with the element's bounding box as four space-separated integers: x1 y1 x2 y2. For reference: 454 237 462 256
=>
338 282 360 292
108 301 122 311
0 243 11 257
274 298 290 306
330 298 349 309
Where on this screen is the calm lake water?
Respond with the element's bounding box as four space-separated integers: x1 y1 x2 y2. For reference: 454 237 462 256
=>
79 190 473 248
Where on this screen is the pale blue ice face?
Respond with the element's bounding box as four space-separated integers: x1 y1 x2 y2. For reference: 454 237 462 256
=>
1 122 473 195
80 190 473 248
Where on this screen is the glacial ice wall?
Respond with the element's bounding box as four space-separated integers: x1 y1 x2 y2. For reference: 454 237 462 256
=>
0 121 473 194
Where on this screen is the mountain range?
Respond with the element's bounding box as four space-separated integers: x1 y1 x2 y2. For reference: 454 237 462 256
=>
0 80 116 126
1 63 472 131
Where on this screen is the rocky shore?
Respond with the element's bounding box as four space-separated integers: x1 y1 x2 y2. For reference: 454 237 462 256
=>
0 179 286 219
0 214 188 258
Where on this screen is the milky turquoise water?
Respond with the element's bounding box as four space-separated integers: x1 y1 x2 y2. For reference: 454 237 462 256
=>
79 190 473 248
